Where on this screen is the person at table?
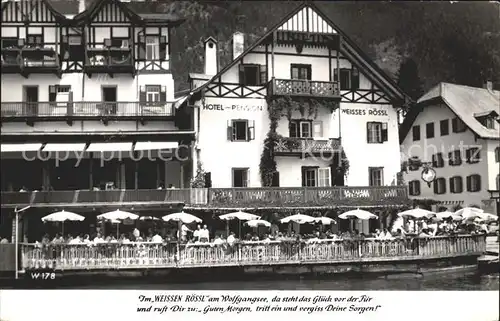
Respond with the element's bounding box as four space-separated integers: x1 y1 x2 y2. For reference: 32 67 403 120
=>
0 237 9 244
193 225 201 242
152 232 163 243
69 235 82 244
93 233 105 244
199 224 209 242
213 234 224 246
177 224 191 242
52 234 64 244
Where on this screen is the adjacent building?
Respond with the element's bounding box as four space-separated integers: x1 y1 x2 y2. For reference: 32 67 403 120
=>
0 0 193 240
400 82 500 214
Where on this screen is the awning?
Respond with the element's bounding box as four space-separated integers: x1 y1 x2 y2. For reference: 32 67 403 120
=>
134 141 179 151
1 143 43 152
438 200 464 205
86 142 133 152
42 143 87 152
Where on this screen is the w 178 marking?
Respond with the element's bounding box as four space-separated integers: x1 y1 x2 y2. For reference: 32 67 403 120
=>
30 272 56 280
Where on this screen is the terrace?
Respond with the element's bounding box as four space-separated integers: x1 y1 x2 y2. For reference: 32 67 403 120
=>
269 78 340 99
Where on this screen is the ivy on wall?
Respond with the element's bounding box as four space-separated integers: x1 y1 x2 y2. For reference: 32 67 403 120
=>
259 95 344 187
191 160 207 188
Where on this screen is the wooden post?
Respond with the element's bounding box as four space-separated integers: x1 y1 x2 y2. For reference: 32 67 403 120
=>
271 31 275 78
89 152 93 189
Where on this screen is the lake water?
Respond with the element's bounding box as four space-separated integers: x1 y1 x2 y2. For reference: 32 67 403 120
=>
81 273 499 291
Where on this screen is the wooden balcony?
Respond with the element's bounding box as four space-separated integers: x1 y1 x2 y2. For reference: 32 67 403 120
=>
1 101 175 123
1 186 409 209
1 189 190 208
274 138 341 157
208 186 409 208
1 47 60 77
84 47 135 77
19 235 485 271
269 78 340 99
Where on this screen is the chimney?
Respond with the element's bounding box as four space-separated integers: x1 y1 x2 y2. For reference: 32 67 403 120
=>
78 0 86 13
232 32 245 60
204 37 218 76
484 81 493 92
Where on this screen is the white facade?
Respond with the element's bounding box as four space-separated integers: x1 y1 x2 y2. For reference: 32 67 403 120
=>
191 5 404 189
401 103 500 213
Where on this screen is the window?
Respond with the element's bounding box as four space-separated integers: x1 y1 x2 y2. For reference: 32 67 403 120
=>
412 125 420 141
466 174 481 192
366 122 388 144
496 174 500 190
334 68 360 90
26 31 43 47
232 168 249 187
452 117 467 133
448 150 462 166
238 64 266 86
1 38 19 49
449 176 463 194
478 117 496 129
289 120 312 138
465 147 480 164
440 119 449 136
301 167 331 187
426 122 435 138
145 36 159 60
49 85 71 105
409 180 421 196
433 178 446 195
139 86 166 104
291 64 311 80
369 167 384 186
496 147 500 163
227 119 255 142
432 153 444 168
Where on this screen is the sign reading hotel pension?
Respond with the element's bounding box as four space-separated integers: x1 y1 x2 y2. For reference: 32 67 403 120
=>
341 108 388 116
203 104 264 112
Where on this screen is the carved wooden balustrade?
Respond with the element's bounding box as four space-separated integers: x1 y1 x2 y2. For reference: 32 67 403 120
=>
20 235 486 271
208 186 408 208
270 79 340 98
274 138 341 156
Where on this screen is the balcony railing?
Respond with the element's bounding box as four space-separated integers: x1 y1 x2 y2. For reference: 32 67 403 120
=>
1 189 191 206
84 47 134 73
270 78 340 98
274 138 341 155
0 101 175 118
1 47 60 73
19 235 486 271
1 186 409 208
209 186 408 208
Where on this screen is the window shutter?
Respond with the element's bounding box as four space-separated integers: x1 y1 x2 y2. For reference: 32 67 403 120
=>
159 36 167 61
48 85 57 102
351 67 360 89
160 86 167 102
475 175 481 192
138 35 146 59
333 68 338 82
289 122 298 138
312 120 323 138
301 167 306 187
238 65 245 84
139 86 146 103
227 120 233 141
381 122 388 142
204 172 212 188
415 181 420 195
366 122 371 143
272 171 280 187
466 175 471 192
452 118 458 132
433 180 438 194
247 120 255 141
259 65 267 85
449 177 454 193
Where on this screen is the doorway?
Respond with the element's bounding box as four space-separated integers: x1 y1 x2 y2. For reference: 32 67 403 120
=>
101 86 117 115
23 85 39 116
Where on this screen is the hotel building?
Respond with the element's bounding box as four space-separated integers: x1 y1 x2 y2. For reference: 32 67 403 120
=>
400 82 500 214
182 2 410 230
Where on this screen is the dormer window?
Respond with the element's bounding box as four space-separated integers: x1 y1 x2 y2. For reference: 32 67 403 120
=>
479 117 495 129
475 111 498 130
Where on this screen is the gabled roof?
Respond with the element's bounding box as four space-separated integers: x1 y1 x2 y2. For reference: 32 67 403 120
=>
188 2 409 105
400 82 500 142
1 0 69 22
72 0 141 23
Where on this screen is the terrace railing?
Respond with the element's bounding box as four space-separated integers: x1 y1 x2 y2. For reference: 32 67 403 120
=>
20 235 486 271
208 186 409 208
0 101 175 118
1 186 408 208
270 79 340 98
274 138 341 155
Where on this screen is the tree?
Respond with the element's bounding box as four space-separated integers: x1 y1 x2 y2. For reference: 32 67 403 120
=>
396 58 424 102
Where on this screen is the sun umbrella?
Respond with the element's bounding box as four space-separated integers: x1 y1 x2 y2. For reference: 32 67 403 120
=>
315 217 336 225
245 219 271 228
475 212 497 222
139 216 160 221
455 207 483 220
219 211 260 237
97 209 139 221
41 210 85 236
338 209 378 220
280 214 316 224
436 211 455 219
397 208 435 219
162 211 202 224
